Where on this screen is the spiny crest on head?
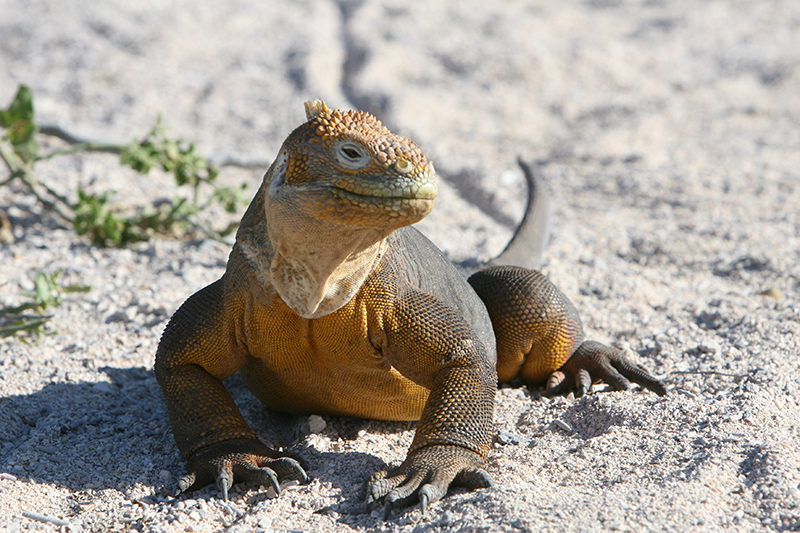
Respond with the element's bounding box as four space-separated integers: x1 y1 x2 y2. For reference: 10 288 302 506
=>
304 99 330 120
302 99 390 141
300 99 427 168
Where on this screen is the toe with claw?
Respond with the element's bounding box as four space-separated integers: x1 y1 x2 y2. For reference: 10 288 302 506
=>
365 445 492 518
546 340 667 397
173 438 308 500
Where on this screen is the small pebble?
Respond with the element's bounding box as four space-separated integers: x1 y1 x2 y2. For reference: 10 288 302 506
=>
307 415 326 434
698 340 720 354
758 287 783 300
282 480 301 491
676 389 698 399
22 511 68 527
496 430 525 445
553 419 572 432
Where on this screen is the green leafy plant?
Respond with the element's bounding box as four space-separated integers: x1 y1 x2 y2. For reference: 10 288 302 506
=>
0 270 91 339
0 84 247 247
0 85 38 163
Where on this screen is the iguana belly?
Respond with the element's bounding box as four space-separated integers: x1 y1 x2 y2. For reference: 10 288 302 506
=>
238 289 429 421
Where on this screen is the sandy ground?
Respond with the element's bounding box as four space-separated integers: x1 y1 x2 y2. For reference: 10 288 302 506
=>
1 0 799 531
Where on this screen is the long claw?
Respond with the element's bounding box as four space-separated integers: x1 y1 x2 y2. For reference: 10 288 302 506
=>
292 462 309 484
544 370 572 397
576 368 591 397
419 492 429 513
269 473 281 497
614 358 667 396
217 473 232 501
382 501 392 520
175 473 195 497
547 371 566 391
262 457 309 484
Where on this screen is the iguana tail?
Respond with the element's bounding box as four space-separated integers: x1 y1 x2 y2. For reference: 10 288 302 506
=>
487 158 551 271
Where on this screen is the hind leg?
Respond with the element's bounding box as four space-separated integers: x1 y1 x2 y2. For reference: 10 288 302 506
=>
468 265 665 396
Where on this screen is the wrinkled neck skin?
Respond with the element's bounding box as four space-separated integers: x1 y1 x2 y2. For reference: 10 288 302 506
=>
235 180 391 320
265 196 391 319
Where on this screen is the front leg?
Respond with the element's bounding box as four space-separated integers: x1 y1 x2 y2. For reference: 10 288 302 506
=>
468 265 666 396
155 279 306 499
367 289 497 515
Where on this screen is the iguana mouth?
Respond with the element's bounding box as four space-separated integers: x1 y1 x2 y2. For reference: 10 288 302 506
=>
329 186 435 223
332 187 436 213
332 180 438 201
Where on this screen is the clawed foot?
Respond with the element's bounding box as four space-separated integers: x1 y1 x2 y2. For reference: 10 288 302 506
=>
545 340 667 397
174 439 308 501
364 445 492 519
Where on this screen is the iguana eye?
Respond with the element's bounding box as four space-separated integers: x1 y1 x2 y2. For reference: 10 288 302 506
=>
336 142 371 170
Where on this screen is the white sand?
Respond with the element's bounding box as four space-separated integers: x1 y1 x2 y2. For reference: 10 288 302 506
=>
1 1 799 531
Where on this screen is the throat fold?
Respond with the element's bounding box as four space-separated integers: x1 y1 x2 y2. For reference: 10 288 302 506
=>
268 229 388 319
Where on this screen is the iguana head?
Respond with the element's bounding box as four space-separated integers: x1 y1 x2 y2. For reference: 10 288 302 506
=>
266 99 438 230
237 100 438 319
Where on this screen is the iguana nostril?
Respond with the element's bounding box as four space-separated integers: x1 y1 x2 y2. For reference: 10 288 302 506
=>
395 159 412 174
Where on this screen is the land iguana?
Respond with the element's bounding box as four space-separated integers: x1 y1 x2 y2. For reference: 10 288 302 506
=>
154 99 666 515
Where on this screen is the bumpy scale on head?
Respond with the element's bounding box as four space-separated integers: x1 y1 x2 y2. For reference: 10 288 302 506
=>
272 100 437 228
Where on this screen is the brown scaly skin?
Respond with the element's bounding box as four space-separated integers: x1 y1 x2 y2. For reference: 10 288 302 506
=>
154 100 665 516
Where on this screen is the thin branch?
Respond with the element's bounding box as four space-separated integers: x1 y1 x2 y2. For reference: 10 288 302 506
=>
37 122 272 169
0 142 72 222
670 370 747 379
185 218 234 246
38 123 121 152
0 140 23 174
40 142 123 160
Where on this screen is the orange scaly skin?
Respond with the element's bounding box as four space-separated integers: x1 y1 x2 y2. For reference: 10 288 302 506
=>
155 100 665 515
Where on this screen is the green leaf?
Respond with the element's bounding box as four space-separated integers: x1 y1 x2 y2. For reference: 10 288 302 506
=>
0 317 50 338
61 283 92 294
1 269 89 339
118 117 218 189
0 85 39 163
0 85 35 126
32 271 62 309
72 189 134 246
213 183 249 213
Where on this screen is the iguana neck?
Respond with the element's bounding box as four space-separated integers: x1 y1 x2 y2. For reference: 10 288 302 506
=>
235 183 391 319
